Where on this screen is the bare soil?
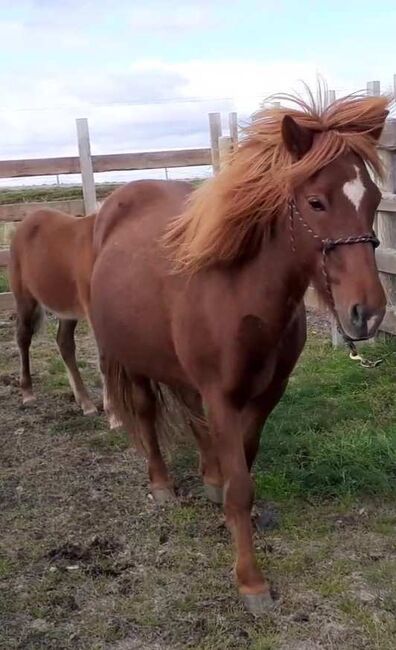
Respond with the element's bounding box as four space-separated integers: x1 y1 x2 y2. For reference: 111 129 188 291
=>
0 312 394 650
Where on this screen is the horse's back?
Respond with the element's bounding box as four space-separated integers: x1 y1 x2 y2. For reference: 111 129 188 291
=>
93 179 193 251
10 208 95 319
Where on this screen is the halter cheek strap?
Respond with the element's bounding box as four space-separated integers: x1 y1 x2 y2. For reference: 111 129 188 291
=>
288 200 380 345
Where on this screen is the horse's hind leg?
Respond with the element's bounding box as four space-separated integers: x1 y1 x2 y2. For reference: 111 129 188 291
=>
133 377 174 504
56 319 97 415
181 388 223 504
101 371 123 430
15 296 42 404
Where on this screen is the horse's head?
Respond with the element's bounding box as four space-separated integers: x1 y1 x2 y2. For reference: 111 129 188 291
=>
282 114 387 341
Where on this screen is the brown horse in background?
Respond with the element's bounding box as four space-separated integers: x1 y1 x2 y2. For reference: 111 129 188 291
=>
90 91 389 613
9 208 119 426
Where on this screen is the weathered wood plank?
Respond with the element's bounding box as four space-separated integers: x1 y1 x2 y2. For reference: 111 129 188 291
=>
76 118 97 214
92 149 212 173
380 306 396 335
0 199 85 222
379 119 396 150
218 136 233 169
304 286 325 311
228 112 238 149
209 113 222 174
379 192 396 212
0 148 212 179
376 247 396 274
0 157 80 178
0 250 10 266
0 291 14 310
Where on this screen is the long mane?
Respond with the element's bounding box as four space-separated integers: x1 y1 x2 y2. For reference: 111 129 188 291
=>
165 89 390 272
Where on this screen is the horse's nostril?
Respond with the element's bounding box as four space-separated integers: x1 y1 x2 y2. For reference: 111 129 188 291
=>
350 304 367 329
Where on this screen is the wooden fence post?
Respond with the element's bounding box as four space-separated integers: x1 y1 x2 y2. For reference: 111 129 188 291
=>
368 81 396 310
209 113 222 174
218 136 233 169
321 89 343 346
367 80 380 96
327 89 336 104
228 112 238 150
377 125 396 310
76 118 97 214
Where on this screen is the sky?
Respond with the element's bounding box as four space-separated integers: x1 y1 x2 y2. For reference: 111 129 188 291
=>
1 0 396 185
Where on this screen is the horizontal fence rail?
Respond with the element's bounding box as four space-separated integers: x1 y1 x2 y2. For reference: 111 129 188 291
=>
0 148 212 179
1 78 396 341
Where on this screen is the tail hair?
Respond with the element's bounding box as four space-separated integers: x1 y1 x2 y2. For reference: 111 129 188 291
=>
103 358 197 453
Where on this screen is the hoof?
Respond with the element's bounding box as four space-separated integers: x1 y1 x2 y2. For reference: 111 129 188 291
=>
22 393 36 405
204 483 223 505
82 404 98 416
108 413 122 430
152 488 175 505
241 591 275 616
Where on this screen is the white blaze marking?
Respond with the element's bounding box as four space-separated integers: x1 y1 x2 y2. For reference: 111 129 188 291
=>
343 165 366 211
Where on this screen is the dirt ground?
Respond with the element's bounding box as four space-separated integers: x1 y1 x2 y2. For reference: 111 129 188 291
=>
0 311 394 650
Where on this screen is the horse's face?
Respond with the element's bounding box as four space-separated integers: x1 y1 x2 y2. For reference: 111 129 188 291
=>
282 116 386 340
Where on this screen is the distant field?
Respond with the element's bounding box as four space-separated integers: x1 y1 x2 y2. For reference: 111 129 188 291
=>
0 183 122 205
0 179 203 206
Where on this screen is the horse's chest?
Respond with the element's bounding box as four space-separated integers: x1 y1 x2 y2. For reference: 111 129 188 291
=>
223 315 277 404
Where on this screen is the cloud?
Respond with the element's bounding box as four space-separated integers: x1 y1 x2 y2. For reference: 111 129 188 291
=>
71 67 189 105
0 55 391 180
128 3 217 32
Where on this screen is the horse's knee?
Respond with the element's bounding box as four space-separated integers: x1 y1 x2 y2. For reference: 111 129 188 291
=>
223 471 254 518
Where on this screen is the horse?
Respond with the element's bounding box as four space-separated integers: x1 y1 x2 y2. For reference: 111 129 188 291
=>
8 207 120 427
89 91 389 614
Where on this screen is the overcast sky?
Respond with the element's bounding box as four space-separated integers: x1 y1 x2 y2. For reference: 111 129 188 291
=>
1 0 396 184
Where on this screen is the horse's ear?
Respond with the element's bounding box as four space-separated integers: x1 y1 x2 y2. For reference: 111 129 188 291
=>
282 115 314 159
370 110 389 142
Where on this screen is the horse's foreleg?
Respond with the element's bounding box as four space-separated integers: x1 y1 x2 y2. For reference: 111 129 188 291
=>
244 380 289 472
205 391 273 614
56 319 97 415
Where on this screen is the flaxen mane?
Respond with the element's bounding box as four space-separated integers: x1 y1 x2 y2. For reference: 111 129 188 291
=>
165 90 390 271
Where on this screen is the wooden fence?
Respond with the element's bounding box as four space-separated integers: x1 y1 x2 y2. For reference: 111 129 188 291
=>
1 78 396 339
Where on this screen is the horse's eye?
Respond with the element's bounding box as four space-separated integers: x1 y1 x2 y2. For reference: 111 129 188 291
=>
308 198 325 211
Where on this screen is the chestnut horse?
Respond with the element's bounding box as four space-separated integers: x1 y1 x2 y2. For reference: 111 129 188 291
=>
9 208 119 426
90 92 388 613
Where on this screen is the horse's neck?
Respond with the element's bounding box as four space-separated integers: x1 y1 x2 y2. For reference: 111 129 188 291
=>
209 220 315 337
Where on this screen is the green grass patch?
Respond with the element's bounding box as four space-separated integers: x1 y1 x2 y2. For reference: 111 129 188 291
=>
0 269 9 292
0 179 204 207
0 555 14 578
0 183 123 206
256 337 396 500
87 429 129 452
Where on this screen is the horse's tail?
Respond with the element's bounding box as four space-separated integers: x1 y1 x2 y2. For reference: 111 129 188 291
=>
102 357 195 452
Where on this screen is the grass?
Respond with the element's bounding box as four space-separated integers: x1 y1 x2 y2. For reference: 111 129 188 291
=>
0 269 8 292
0 182 123 205
1 316 396 649
0 179 204 207
255 336 396 501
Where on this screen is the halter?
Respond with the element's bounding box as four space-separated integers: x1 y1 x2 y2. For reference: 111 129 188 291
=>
289 200 380 356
